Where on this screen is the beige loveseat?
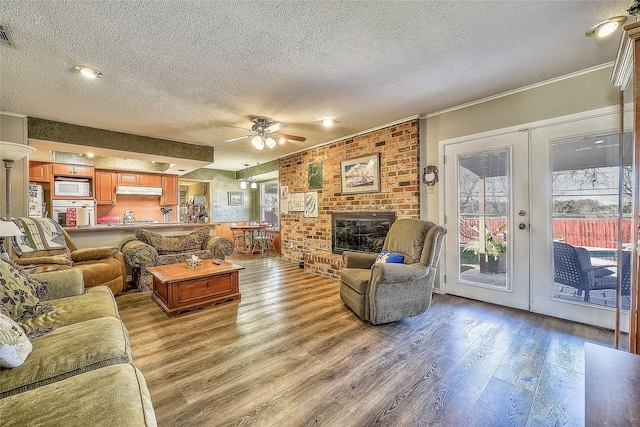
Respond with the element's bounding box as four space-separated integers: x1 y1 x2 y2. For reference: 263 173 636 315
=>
0 261 156 426
121 227 234 291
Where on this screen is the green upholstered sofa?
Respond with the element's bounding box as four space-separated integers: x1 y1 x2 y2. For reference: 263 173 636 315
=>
121 227 234 291
0 267 156 426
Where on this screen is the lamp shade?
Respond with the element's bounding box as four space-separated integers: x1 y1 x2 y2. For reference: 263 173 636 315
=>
0 221 22 237
240 180 247 189
250 181 257 189
265 137 276 149
0 141 36 161
251 135 264 150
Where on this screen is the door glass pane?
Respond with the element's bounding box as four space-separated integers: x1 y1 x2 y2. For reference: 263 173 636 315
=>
551 132 632 309
458 149 509 289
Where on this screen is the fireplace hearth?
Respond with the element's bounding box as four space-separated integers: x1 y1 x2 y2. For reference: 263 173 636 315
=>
332 211 395 254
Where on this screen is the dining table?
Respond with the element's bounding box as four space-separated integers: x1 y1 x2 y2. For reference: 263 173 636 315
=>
230 224 267 254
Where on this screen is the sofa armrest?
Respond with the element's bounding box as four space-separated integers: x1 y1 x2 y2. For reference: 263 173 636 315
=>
343 251 378 269
120 239 158 268
71 246 119 262
203 236 234 259
11 255 73 267
370 262 430 285
33 269 84 301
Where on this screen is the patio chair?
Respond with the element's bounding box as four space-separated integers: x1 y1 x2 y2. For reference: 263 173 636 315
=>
592 250 631 297
552 241 616 302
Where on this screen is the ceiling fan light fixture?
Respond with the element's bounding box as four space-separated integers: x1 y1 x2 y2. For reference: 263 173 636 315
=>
251 135 264 150
278 136 286 144
586 16 627 38
265 136 276 149
74 65 103 79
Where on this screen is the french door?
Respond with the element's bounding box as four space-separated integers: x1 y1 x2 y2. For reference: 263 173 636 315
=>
443 131 530 310
441 107 631 330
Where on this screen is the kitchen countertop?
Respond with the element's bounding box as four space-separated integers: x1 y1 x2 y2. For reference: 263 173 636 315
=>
65 222 220 232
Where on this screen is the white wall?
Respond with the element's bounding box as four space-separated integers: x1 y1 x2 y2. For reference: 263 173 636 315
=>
0 112 29 218
420 65 621 223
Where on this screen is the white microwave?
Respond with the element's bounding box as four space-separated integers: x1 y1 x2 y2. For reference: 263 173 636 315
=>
54 179 91 197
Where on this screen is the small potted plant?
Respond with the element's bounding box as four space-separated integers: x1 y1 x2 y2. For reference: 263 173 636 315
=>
463 224 506 273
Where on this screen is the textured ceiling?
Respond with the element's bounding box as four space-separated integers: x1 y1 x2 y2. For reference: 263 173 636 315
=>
0 1 633 172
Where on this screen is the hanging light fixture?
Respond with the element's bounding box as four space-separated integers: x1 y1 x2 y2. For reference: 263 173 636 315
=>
265 136 276 149
251 135 264 150
239 163 259 189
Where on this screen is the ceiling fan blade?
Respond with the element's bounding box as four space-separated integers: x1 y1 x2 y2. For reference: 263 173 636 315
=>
278 133 306 142
222 124 253 132
224 135 251 143
266 122 287 133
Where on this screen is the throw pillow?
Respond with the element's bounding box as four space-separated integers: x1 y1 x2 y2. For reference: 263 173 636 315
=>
3 258 49 298
0 259 53 322
0 312 33 368
375 249 405 264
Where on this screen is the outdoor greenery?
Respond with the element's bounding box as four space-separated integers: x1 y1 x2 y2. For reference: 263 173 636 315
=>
463 224 507 260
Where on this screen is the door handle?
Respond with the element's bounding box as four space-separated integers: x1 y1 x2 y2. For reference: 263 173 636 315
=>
518 223 526 230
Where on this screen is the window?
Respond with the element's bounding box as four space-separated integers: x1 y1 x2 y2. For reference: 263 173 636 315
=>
260 180 279 226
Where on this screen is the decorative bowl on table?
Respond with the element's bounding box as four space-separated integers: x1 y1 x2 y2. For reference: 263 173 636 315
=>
185 257 203 268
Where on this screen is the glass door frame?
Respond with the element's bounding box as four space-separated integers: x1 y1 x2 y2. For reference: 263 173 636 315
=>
440 130 530 311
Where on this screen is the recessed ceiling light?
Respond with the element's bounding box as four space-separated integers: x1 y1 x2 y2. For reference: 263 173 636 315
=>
73 65 103 79
322 118 334 127
594 140 605 144
86 152 94 158
586 16 627 38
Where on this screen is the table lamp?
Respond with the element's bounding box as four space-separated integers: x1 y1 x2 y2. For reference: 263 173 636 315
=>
0 220 21 262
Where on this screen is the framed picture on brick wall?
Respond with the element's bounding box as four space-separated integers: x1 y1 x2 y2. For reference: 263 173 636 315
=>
340 153 380 194
308 162 323 190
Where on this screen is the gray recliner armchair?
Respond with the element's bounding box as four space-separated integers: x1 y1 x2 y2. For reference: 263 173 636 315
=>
340 218 446 325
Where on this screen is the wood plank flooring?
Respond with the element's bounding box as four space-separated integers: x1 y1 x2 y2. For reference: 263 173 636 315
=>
116 255 618 427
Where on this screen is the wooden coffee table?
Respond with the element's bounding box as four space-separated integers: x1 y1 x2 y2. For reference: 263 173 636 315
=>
147 260 244 316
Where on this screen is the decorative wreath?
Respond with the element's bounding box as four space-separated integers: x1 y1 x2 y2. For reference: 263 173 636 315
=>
422 165 439 186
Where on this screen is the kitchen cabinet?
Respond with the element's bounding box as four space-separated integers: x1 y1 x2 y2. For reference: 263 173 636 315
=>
51 164 94 178
161 175 178 206
139 173 162 187
95 171 117 205
29 162 51 182
117 172 162 187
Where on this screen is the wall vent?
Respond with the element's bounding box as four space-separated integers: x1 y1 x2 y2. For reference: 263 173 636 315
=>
0 25 17 48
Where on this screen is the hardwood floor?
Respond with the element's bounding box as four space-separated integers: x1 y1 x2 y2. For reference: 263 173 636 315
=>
116 255 617 427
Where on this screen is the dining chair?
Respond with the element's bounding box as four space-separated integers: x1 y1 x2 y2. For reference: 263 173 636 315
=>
252 226 277 257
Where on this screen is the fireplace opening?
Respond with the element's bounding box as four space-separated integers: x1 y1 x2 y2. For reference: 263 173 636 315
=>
332 211 395 254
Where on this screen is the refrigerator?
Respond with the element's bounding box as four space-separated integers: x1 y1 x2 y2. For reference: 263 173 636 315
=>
28 183 45 218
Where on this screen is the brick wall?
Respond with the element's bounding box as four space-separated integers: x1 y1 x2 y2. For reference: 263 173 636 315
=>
279 119 420 266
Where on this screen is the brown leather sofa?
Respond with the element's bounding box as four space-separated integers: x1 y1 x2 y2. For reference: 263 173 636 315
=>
8 218 126 295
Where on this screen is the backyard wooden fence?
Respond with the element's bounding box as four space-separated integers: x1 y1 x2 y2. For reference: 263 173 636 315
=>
460 217 631 248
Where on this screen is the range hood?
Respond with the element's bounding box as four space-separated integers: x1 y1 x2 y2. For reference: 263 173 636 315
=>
115 185 162 196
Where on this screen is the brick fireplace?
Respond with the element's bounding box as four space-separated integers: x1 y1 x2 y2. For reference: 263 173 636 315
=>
279 119 420 279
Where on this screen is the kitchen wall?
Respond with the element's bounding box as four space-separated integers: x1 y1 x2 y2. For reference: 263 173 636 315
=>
96 195 178 223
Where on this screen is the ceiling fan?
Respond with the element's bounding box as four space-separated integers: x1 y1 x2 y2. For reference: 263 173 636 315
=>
223 116 306 150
